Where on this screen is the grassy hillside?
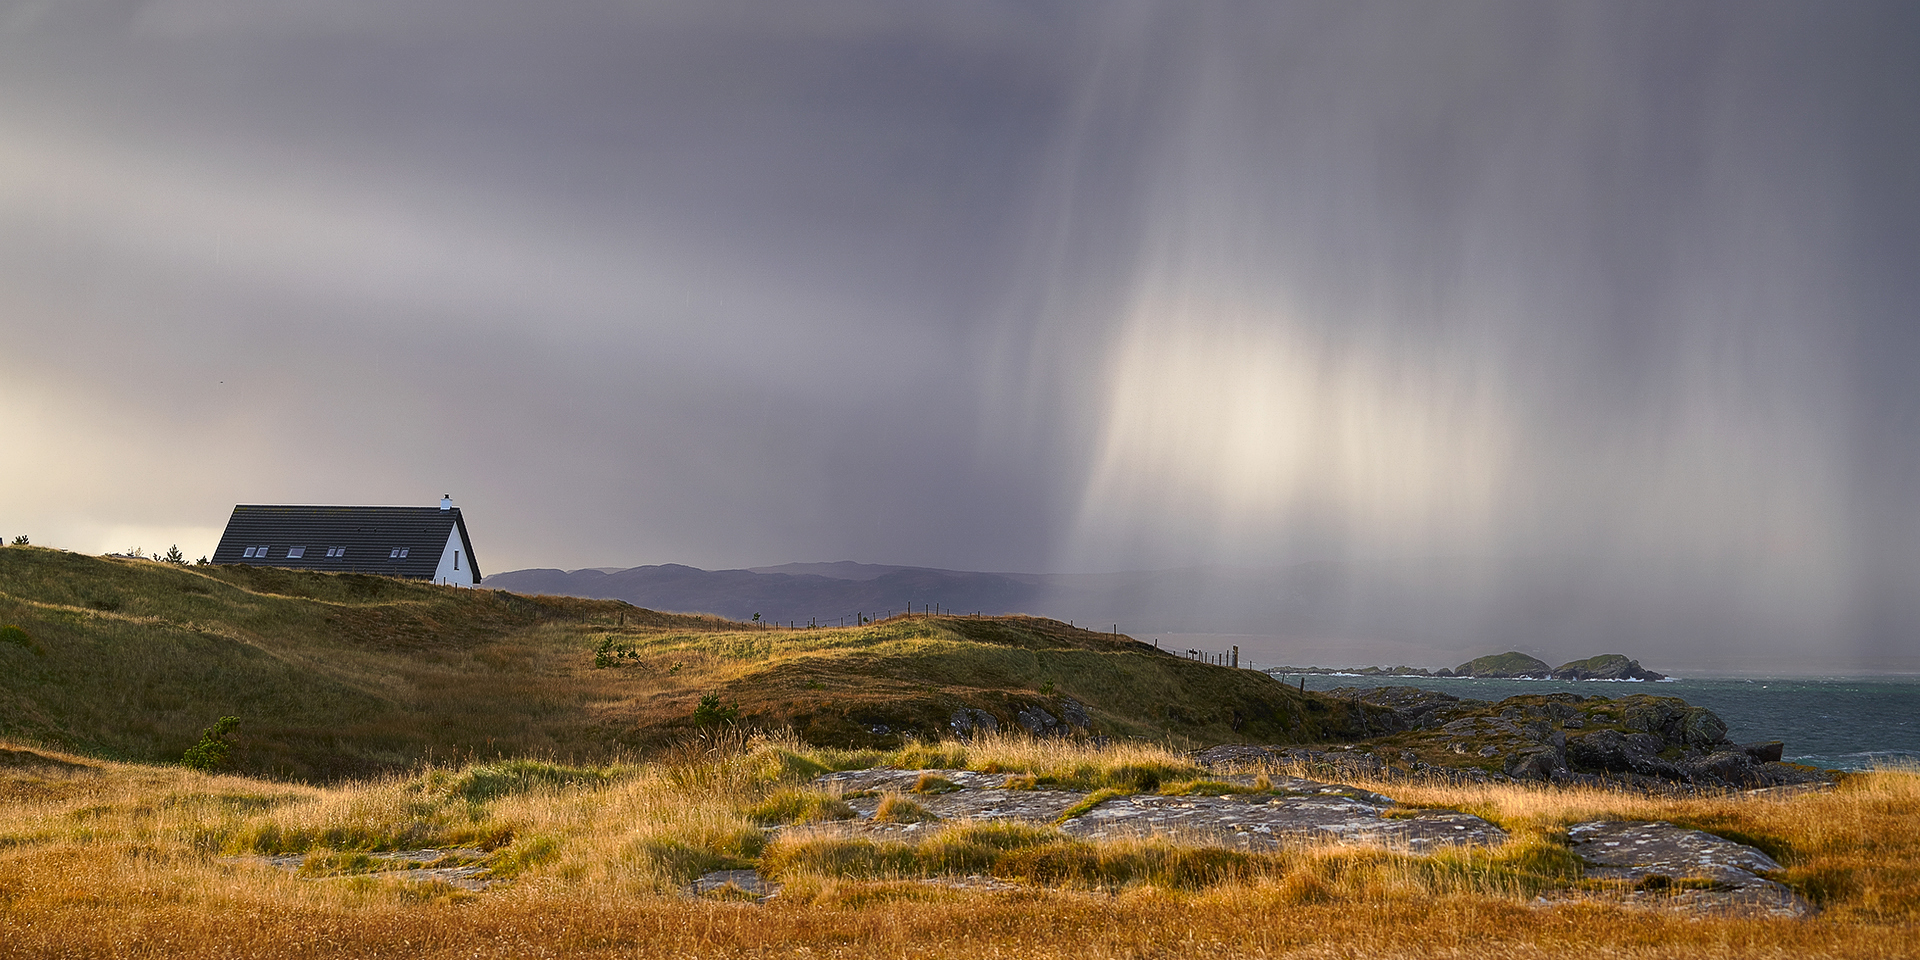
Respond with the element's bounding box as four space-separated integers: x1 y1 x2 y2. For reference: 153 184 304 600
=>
0 547 1352 779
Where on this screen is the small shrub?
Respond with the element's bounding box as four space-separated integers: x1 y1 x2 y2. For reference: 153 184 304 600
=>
693 693 739 726
592 636 640 669
181 716 241 771
9 535 26 546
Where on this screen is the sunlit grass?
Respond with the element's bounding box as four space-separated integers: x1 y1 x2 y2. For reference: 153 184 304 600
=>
4 736 1919 958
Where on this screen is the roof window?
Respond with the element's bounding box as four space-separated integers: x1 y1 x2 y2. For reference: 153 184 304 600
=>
326 546 345 558
389 547 410 559
286 546 305 559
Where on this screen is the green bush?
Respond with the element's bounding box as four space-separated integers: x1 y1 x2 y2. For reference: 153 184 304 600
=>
693 693 739 726
182 716 241 771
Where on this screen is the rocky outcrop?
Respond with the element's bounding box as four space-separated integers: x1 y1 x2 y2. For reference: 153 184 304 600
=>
809 767 1507 850
794 767 1817 918
948 708 999 737
950 698 1092 739
1453 652 1553 678
1552 654 1666 681
1322 688 1831 790
1565 820 1813 917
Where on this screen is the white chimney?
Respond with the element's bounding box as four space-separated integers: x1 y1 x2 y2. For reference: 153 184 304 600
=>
440 494 452 511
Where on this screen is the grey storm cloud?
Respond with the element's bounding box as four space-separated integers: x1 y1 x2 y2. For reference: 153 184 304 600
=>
2 1 1916 670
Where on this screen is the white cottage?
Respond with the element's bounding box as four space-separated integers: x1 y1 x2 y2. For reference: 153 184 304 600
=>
211 496 481 586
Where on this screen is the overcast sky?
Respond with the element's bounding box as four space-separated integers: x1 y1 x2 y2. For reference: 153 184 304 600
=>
4 2 1917 668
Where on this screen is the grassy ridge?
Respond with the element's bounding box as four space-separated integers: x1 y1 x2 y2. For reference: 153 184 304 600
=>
0 547 1350 779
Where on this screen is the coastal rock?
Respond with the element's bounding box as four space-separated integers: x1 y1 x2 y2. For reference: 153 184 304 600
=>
1566 820 1813 917
1618 697 1727 749
1551 654 1666 681
1326 685 1460 731
1453 652 1553 678
1327 688 1831 790
1504 746 1563 780
1687 750 1762 787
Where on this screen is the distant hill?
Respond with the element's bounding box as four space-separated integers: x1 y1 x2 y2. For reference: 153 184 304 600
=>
481 562 1053 625
0 547 1355 780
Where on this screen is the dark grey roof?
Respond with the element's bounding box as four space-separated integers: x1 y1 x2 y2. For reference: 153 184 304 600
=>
211 505 480 581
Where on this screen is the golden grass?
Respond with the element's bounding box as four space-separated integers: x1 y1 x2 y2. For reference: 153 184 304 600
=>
1353 762 1920 925
4 737 1918 958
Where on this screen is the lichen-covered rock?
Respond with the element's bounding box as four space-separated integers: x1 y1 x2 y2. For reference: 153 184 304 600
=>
1567 820 1813 917
810 768 1505 851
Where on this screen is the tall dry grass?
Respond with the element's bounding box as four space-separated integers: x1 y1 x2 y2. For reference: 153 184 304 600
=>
3 738 1918 959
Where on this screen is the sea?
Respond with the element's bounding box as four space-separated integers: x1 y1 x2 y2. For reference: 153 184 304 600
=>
1280 673 1920 772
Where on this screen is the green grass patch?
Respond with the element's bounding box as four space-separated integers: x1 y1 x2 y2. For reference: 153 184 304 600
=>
744 788 856 826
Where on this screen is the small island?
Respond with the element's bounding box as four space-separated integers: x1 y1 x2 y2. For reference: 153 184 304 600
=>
1268 651 1667 681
